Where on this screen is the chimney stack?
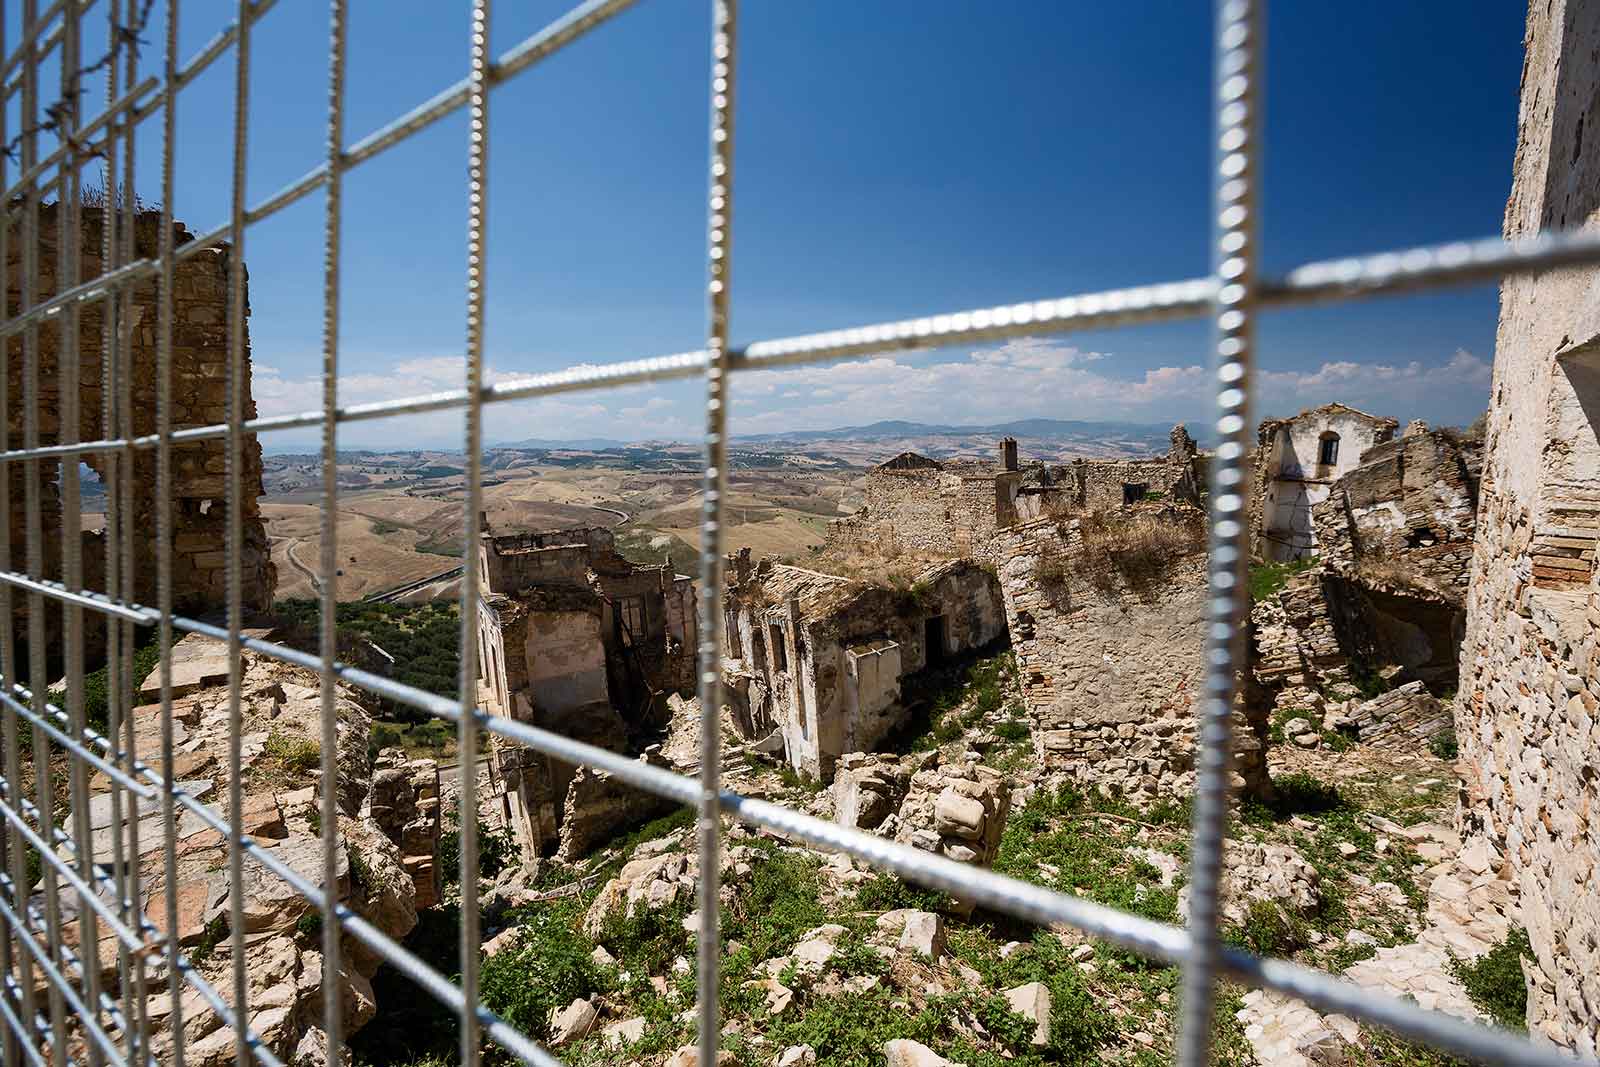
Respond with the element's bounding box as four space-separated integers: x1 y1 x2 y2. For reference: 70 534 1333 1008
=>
999 436 1019 471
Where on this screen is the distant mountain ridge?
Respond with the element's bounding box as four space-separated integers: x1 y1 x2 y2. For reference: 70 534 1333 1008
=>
733 417 1201 445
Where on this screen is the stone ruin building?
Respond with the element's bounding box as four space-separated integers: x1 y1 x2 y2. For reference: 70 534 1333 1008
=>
720 551 1007 782
1250 420 1485 734
822 427 1206 559
475 524 697 858
3 204 275 667
986 504 1271 805
1252 402 1399 562
1454 0 1600 1051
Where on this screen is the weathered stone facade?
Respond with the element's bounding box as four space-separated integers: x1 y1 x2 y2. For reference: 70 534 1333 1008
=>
1457 0 1600 1052
722 553 1007 782
3 205 275 658
1253 403 1398 562
475 524 697 859
823 428 1206 560
1311 427 1482 598
987 508 1271 805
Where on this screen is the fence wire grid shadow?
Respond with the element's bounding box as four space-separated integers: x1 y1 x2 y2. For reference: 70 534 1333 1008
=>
0 1 1595 1066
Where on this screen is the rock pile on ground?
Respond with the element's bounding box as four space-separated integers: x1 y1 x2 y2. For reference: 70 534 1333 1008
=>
1323 681 1452 750
58 634 425 1066
1177 840 1321 926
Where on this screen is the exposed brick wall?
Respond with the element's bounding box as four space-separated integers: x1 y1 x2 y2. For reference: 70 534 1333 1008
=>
4 205 275 657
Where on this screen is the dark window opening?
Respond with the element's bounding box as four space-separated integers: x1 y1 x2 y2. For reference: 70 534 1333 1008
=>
1406 526 1438 548
769 623 787 671
924 615 947 664
1318 434 1340 466
1122 483 1147 504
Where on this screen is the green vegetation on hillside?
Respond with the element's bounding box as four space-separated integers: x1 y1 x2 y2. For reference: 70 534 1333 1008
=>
274 598 460 711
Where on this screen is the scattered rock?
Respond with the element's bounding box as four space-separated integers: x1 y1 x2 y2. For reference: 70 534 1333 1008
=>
549 997 598 1048
883 1038 965 1067
601 1016 646 1049
1178 841 1319 925
775 1044 816 1067
1003 982 1051 1046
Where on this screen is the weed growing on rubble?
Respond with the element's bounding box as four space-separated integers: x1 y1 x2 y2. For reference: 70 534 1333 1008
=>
480 903 606 1041
261 728 320 775
1450 927 1530 1029
724 849 829 962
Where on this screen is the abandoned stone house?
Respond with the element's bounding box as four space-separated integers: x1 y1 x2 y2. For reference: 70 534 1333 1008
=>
3 205 275 665
822 426 1205 560
1253 403 1399 561
1454 0 1600 1051
720 551 1007 782
474 524 697 857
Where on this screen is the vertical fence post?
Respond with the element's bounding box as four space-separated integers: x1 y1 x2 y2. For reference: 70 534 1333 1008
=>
697 1 738 1062
456 2 492 1065
317 1 350 1064
1177 3 1262 1067
224 1 257 1061
156 0 187 1061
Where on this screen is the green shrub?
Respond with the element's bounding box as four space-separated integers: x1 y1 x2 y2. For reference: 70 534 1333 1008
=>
1429 729 1459 761
46 633 164 734
479 909 604 1041
1225 900 1310 956
597 893 692 978
437 812 519 890
1450 928 1529 1030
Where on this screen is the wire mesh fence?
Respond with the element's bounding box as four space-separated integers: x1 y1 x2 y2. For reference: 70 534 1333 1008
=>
0 1 1595 1065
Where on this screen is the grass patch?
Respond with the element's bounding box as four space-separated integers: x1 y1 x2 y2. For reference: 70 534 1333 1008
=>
1076 507 1206 598
261 729 320 775
1248 556 1318 601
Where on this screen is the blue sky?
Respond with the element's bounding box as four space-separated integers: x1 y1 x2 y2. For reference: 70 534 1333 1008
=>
14 2 1526 448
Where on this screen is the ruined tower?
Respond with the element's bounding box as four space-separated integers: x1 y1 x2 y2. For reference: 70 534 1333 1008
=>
4 204 276 664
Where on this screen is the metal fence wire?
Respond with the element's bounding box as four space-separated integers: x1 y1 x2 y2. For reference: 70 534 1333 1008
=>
0 1 1597 1066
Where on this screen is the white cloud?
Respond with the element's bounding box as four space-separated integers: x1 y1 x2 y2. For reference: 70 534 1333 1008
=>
251 340 1492 448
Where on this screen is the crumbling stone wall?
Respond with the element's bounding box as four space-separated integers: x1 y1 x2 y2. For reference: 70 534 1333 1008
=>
722 553 1007 782
1312 428 1480 597
988 511 1270 806
825 428 1205 559
1457 0 1600 1052
4 204 275 641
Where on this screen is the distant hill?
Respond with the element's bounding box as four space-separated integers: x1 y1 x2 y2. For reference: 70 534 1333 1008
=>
734 417 1197 445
